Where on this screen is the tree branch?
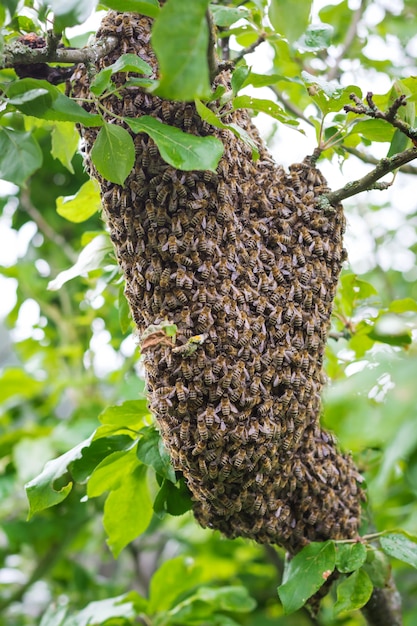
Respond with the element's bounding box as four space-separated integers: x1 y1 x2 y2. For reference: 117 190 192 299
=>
2 35 118 68
233 34 266 64
320 146 417 206
345 91 417 143
362 575 403 626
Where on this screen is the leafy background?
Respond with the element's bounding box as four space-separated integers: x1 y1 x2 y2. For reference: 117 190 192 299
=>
1 0 417 624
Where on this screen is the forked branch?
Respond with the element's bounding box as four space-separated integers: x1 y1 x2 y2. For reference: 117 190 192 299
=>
320 91 417 207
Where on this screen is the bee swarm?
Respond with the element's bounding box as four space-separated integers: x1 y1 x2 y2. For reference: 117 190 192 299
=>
71 11 363 553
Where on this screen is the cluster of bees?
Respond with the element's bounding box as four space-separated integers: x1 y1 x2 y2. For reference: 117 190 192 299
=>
72 11 363 553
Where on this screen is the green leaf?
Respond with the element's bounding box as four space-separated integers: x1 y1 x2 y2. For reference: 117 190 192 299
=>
91 53 153 96
0 367 43 404
87 449 137 498
104 463 153 556
118 285 132 334
210 5 250 28
167 585 256 622
153 477 193 518
368 314 412 346
62 593 137 626
387 128 410 157
190 586 256 613
232 95 293 123
0 127 42 185
278 541 336 614
298 23 333 51
136 427 176 483
334 569 373 616
39 604 67 626
51 122 79 173
90 123 135 184
269 0 312 42
389 297 417 313
336 542 367 574
100 0 159 18
47 234 112 290
152 0 211 100
362 548 391 588
70 435 134 483
231 65 250 96
351 119 395 142
95 400 150 438
7 87 54 116
6 79 102 125
242 73 299 89
126 116 223 171
42 93 103 126
302 72 362 115
380 533 417 568
148 556 202 613
194 99 259 160
49 0 98 30
56 179 101 223
25 437 93 517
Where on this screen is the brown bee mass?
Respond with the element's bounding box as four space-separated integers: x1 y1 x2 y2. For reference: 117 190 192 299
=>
71 11 363 554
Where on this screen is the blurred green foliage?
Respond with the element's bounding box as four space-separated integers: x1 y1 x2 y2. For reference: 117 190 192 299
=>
1 0 417 624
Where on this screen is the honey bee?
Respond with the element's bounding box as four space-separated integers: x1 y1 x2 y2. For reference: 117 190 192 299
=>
218 463 231 481
183 105 193 129
203 365 215 386
145 200 156 225
312 238 324 257
192 440 207 456
155 397 172 416
205 449 217 463
299 226 313 245
200 406 215 427
303 290 313 309
208 462 218 479
134 93 145 109
228 387 240 403
180 418 190 441
122 15 134 38
159 267 170 288
156 187 169 205
231 424 248 443
197 305 213 327
173 288 187 305
271 265 285 284
141 147 150 168
198 457 208 474
233 449 246 469
197 415 208 440
174 180 187 198
161 100 172 122
123 97 136 117
174 381 188 402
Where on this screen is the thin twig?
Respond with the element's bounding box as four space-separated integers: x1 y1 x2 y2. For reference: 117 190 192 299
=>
345 91 417 142
206 9 219 82
344 146 417 174
20 190 78 263
327 0 368 81
233 34 266 64
270 85 312 125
